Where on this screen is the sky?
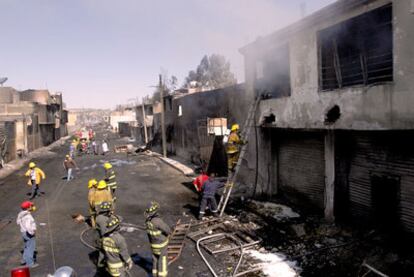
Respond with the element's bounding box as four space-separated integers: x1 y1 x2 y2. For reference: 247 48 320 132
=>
0 0 336 109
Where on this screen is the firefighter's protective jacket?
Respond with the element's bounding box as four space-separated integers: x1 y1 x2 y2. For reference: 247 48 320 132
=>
226 132 241 154
146 216 172 255
88 188 97 216
105 169 117 189
93 189 113 212
102 232 132 276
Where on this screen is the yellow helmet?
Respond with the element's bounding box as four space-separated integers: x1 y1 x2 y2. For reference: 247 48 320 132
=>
145 201 159 216
97 180 108 190
231 124 240 131
103 162 112 170
88 179 98 189
29 162 36 169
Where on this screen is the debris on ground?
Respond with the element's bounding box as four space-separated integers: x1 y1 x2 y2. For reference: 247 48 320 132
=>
247 201 300 221
224 198 414 276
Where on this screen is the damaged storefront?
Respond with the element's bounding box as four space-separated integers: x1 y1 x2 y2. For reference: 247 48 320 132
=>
240 0 414 238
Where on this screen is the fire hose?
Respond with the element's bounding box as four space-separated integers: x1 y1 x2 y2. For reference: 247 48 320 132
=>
196 233 244 277
79 222 146 277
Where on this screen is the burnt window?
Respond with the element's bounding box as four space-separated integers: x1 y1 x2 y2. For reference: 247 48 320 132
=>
256 44 291 98
319 4 393 90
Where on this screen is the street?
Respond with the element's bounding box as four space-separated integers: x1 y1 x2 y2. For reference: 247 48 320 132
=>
0 133 205 276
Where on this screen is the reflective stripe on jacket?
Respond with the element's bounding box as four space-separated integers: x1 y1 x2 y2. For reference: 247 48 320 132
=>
102 233 131 276
146 216 172 255
106 169 117 188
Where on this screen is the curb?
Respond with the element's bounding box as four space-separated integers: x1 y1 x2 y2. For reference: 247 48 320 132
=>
144 151 194 176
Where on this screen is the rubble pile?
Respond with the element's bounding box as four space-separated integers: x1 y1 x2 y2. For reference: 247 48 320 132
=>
227 199 414 276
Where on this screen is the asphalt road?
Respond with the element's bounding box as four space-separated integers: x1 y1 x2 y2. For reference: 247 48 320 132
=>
0 133 208 276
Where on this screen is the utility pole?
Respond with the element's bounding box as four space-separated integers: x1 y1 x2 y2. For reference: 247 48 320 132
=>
141 97 148 144
159 74 167 157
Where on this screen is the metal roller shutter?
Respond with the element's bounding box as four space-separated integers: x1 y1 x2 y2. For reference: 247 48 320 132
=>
347 132 414 233
278 131 325 210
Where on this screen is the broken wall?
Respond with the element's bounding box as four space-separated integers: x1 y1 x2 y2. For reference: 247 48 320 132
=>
169 84 248 163
243 0 414 130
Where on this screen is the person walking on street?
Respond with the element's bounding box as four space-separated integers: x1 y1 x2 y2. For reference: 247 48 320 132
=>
16 201 38 268
63 155 78 182
25 162 46 199
101 215 133 277
104 163 117 199
145 201 171 277
92 139 99 155
198 173 226 220
102 140 109 155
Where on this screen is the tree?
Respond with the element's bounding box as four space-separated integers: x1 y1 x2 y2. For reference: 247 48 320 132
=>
184 54 237 89
151 74 178 103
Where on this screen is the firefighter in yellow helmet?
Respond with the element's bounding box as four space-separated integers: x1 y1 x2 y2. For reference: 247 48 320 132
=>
101 215 133 276
103 162 117 198
226 124 244 174
25 162 46 199
145 201 171 277
87 179 98 228
92 180 114 216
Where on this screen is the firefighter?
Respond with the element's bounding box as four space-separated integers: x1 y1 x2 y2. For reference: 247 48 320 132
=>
25 162 46 199
88 179 98 228
145 201 171 277
95 201 114 272
226 124 244 174
102 215 133 277
93 180 114 213
104 162 117 198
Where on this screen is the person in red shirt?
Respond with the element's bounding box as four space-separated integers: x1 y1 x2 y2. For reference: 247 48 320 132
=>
193 172 209 193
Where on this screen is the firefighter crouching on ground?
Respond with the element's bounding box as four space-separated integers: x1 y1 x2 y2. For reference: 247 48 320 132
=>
104 162 117 199
87 179 98 228
145 201 172 277
101 215 133 277
95 201 115 272
198 173 226 220
25 162 46 200
226 124 244 174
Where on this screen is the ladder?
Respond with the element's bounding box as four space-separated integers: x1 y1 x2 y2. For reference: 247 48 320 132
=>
167 220 191 265
217 96 261 216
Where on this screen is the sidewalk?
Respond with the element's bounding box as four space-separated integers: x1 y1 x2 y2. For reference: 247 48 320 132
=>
144 151 195 176
0 136 70 180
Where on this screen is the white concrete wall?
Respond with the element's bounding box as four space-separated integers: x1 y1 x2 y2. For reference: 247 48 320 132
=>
244 0 414 130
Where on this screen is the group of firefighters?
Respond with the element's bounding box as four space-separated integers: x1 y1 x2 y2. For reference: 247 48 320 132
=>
88 162 171 277
15 123 245 276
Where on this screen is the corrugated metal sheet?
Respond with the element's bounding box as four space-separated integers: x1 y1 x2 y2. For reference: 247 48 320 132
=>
347 132 414 233
278 132 325 210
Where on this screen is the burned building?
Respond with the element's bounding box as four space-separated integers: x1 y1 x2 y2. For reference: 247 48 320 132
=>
0 87 68 164
240 0 414 234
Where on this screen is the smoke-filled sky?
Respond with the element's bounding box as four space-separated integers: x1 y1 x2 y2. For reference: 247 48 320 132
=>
0 0 336 109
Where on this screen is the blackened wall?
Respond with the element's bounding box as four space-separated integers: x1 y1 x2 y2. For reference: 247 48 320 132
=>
336 131 414 234
170 84 248 163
